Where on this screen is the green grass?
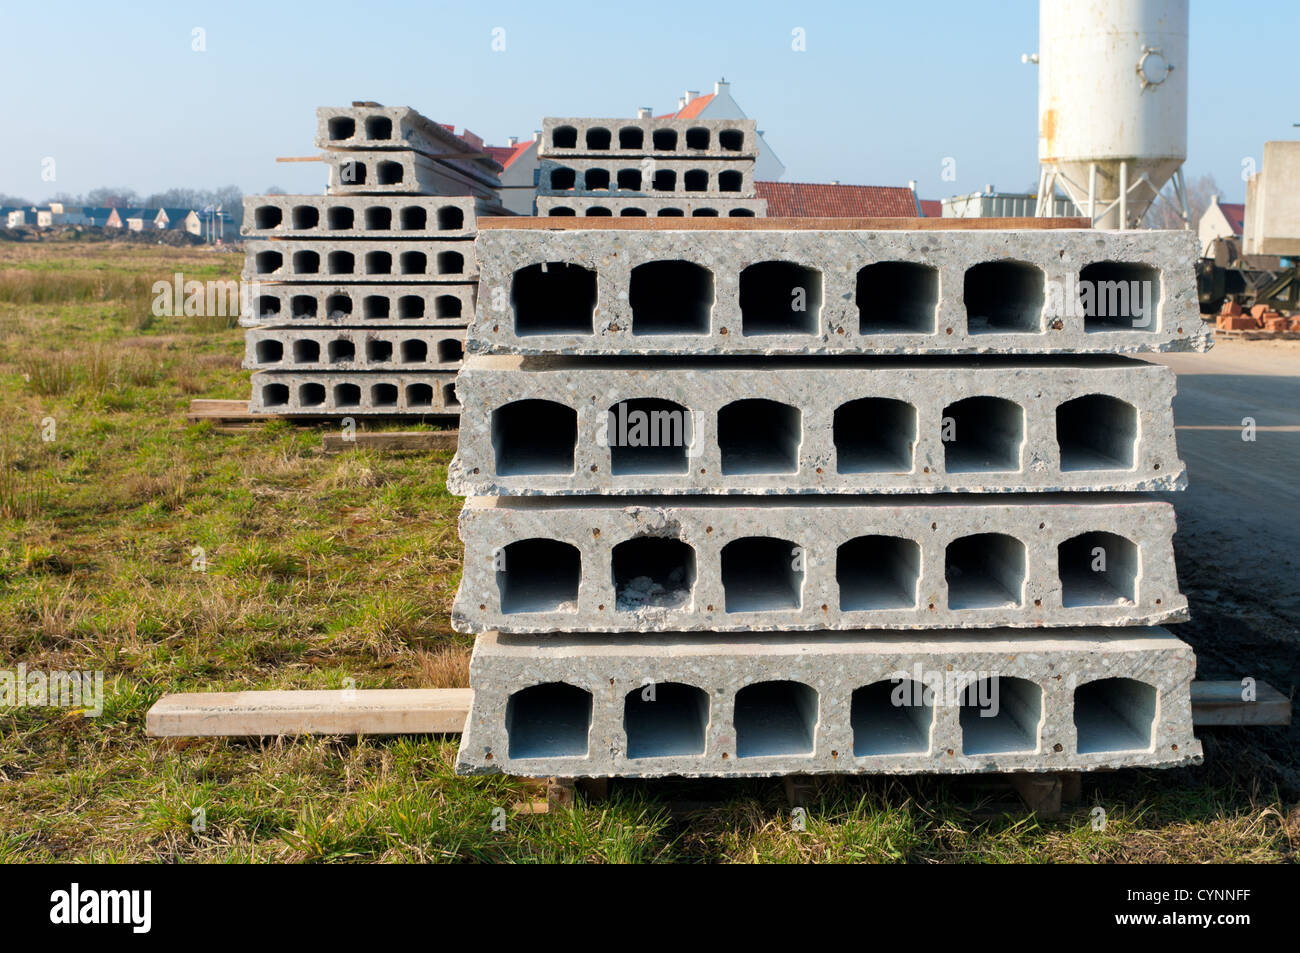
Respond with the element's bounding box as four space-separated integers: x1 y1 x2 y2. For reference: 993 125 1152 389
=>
0 239 1295 863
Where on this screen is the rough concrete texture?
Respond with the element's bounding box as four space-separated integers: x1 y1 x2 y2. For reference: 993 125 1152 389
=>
451 495 1186 633
324 150 501 200
249 370 459 414
534 195 767 218
242 239 476 283
446 356 1183 495
239 283 475 328
539 117 760 159
316 105 503 182
244 328 465 372
241 194 495 239
537 158 756 198
454 628 1201 778
468 227 1210 355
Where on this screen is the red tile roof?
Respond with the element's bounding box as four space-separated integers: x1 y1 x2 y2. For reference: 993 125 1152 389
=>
484 139 533 170
657 93 717 120
919 199 942 218
1220 202 1245 236
755 181 920 217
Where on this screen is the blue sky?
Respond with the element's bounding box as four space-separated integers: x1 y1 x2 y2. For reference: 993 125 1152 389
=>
0 0 1293 203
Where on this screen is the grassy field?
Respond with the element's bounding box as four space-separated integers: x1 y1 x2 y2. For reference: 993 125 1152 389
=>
0 240 1295 863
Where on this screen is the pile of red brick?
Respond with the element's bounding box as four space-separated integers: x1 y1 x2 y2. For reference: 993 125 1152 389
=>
1216 301 1299 332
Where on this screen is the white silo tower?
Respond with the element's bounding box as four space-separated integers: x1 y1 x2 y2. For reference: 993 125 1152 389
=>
1030 0 1189 229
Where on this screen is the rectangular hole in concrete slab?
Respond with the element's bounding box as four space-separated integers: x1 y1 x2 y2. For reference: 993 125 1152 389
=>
430 294 457 319
617 169 642 191
507 682 591 759
327 117 355 141
363 295 390 320
326 251 353 276
400 339 427 363
942 396 1023 473
512 262 596 335
964 260 1044 334
960 677 1041 754
290 206 318 230
497 538 581 613
608 398 691 474
721 536 803 612
299 382 325 407
366 340 393 363
630 261 713 335
613 536 696 612
262 383 289 407
400 252 427 275
946 533 1025 609
719 129 744 151
624 683 708 758
326 294 352 320
1056 395 1137 471
619 127 644 149
254 340 283 364
327 339 355 363
718 170 742 193
551 126 577 148
1074 678 1156 753
740 262 821 335
683 169 708 192
399 295 426 319
327 206 353 230
255 251 282 274
436 339 463 364
1080 262 1160 332
364 116 392 140
371 383 398 408
406 383 433 408
365 206 392 231
652 129 677 150
292 339 320 363
333 383 361 408
584 169 610 191
491 399 577 475
254 206 282 229
291 295 317 319
377 161 403 185
718 399 801 474
857 261 939 334
255 295 281 320
1058 531 1138 607
365 251 392 275
652 170 677 191
442 383 459 408
852 680 932 755
837 536 920 611
586 127 611 150
735 681 818 758
833 397 916 473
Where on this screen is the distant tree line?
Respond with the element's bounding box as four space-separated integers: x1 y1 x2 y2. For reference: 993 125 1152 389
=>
0 186 287 229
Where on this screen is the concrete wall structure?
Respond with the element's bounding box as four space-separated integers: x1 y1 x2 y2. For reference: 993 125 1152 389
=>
467 226 1210 356
456 628 1201 778
448 214 1207 780
243 103 509 417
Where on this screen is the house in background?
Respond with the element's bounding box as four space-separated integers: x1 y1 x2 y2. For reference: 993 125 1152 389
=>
158 207 202 235
0 207 26 227
1198 194 1245 256
486 136 539 216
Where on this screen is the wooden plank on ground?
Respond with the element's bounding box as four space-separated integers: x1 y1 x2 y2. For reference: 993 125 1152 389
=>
478 215 1092 231
322 430 457 453
146 688 472 737
1191 680 1291 726
186 398 267 422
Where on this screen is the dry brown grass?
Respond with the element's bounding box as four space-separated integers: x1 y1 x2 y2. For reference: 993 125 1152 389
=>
417 645 471 688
